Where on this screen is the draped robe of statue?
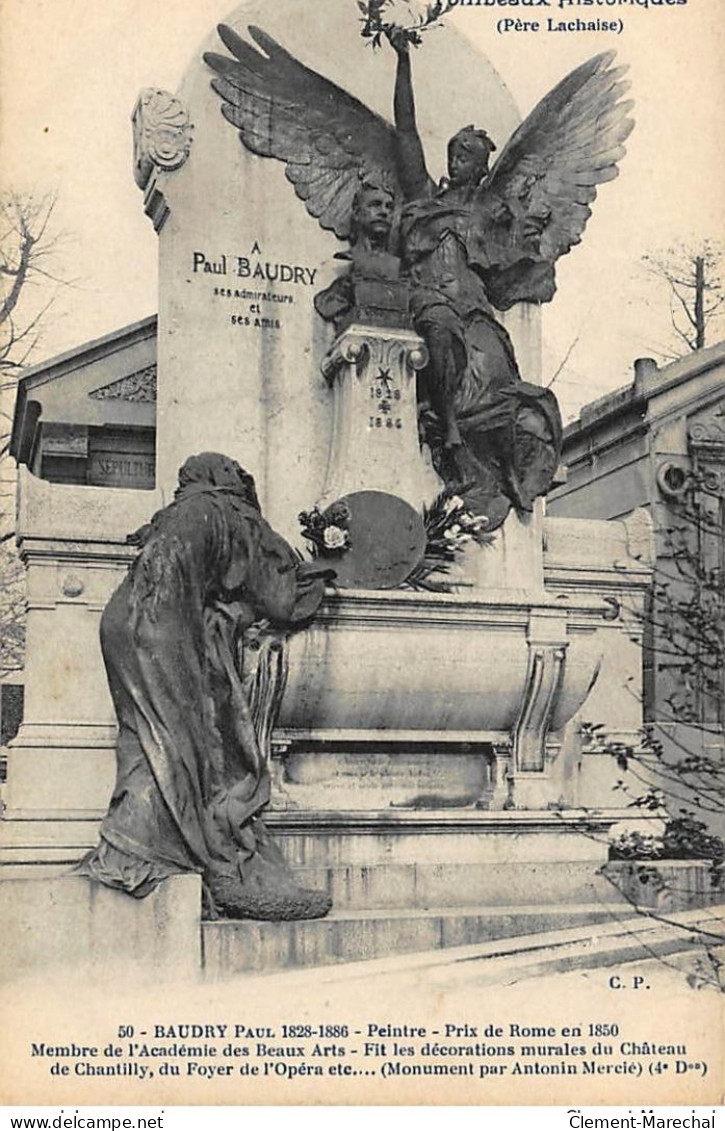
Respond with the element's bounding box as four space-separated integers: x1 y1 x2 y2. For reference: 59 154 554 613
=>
77 453 331 920
398 189 564 523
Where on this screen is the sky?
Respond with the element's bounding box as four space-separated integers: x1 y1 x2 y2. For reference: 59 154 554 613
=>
1 0 723 423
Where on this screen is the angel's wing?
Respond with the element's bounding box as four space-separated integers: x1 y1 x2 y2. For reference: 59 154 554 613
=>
204 25 400 241
474 52 634 309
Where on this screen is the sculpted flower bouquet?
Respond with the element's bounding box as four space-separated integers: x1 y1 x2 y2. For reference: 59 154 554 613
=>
299 490 490 589
359 0 457 48
299 501 352 558
405 490 494 592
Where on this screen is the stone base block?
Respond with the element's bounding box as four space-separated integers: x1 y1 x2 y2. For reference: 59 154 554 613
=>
253 906 725 995
289 859 620 911
201 902 622 976
4 744 115 813
1 808 627 876
604 860 725 912
0 874 202 984
0 817 100 874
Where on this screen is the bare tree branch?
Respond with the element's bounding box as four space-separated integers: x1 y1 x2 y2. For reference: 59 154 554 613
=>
643 240 725 356
0 188 73 677
578 477 725 990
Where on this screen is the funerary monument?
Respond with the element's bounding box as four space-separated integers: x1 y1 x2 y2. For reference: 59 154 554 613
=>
2 0 656 977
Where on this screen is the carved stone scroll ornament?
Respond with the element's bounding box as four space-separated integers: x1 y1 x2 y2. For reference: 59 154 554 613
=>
688 401 725 453
76 453 334 921
511 643 568 775
687 401 725 499
505 606 574 808
133 89 193 189
132 89 192 230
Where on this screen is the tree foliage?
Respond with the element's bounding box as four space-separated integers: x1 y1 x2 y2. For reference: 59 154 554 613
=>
0 544 25 676
611 478 723 822
652 486 724 730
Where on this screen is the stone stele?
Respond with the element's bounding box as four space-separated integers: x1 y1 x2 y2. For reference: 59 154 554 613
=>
148 0 537 546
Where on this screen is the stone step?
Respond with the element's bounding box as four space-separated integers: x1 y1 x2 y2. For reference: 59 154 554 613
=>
232 905 725 993
288 860 620 910
201 902 623 976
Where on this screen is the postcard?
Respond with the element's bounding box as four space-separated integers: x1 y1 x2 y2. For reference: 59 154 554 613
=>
1 0 722 1108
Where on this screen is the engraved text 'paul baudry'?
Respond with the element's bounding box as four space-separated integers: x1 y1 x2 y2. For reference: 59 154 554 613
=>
192 249 318 287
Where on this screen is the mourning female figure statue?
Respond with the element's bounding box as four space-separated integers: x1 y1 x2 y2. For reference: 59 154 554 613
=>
77 453 333 920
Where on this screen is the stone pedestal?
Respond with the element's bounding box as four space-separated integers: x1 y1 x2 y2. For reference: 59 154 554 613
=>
272 585 604 812
315 319 548 595
465 505 545 593
318 324 435 510
1 469 653 859
4 470 155 819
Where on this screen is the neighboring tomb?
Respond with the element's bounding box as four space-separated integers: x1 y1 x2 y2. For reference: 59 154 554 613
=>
549 343 725 838
11 317 157 491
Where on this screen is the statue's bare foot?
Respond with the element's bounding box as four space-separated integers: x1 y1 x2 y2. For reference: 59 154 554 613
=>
503 465 534 512
442 440 465 487
444 418 462 449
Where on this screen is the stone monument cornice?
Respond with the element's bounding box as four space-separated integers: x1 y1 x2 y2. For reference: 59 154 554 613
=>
16 538 139 567
315 585 622 630
262 807 638 836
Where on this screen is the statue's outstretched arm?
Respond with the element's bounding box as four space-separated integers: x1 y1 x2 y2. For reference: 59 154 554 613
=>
390 36 430 201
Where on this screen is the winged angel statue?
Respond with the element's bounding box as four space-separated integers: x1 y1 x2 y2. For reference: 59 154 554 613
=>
205 18 633 528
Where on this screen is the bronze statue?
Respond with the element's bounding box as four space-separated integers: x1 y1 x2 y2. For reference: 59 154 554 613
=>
205 23 633 527
77 453 333 920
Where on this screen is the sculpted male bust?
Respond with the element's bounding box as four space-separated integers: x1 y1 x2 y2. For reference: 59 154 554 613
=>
314 171 410 333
